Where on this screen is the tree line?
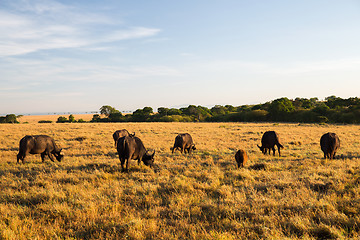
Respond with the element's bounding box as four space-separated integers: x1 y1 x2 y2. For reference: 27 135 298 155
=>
91 96 360 124
1 96 359 124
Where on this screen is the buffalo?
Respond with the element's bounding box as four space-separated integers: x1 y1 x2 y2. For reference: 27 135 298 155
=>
112 129 134 147
117 135 155 172
320 132 340 159
17 135 64 163
257 131 284 156
170 133 196 154
235 149 248 168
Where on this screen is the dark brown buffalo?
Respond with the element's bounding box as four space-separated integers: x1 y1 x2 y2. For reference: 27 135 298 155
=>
112 129 134 147
17 135 64 163
117 135 155 172
235 149 248 168
320 132 340 159
257 131 284 156
170 133 196 154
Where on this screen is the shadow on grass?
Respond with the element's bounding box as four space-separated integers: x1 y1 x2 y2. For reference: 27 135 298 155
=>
0 147 18 151
66 163 119 174
249 163 267 170
335 153 360 160
1 193 50 207
66 161 157 174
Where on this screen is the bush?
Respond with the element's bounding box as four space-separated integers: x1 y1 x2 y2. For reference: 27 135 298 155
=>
0 114 19 123
108 112 123 122
38 120 53 123
57 116 68 123
91 114 101 122
68 114 76 123
244 110 269 122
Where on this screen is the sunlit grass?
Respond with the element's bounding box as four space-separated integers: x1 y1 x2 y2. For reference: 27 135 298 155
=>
1 122 360 239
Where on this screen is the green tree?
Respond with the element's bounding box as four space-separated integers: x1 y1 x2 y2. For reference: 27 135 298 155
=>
312 103 330 115
168 108 182 115
211 105 226 116
268 97 295 121
91 114 101 122
57 116 68 123
181 105 211 121
100 105 119 117
5 114 18 123
225 105 236 112
108 112 123 122
68 114 75 123
142 107 153 115
133 107 153 116
158 107 169 116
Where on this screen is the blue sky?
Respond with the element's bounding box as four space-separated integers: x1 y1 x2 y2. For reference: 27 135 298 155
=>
1 0 360 114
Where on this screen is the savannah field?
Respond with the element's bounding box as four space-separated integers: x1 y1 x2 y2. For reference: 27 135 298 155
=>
1 120 360 239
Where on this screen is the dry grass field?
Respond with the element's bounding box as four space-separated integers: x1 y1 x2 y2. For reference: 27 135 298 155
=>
18 114 94 123
1 120 360 239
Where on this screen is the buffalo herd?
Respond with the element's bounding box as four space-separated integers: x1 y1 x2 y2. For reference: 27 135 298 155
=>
16 128 341 171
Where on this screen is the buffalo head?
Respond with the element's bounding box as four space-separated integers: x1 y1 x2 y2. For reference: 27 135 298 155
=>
54 149 64 162
142 150 155 167
257 145 265 154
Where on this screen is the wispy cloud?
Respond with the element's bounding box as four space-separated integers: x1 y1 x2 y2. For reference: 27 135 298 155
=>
0 0 161 57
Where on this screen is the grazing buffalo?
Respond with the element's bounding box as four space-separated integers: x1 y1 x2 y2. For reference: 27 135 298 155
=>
320 132 340 159
257 131 284 156
170 133 196 154
17 135 64 163
117 135 155 172
235 149 248 168
112 129 134 147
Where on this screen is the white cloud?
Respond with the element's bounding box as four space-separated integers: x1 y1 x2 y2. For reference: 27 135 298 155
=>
106 27 161 42
7 0 68 14
0 1 161 57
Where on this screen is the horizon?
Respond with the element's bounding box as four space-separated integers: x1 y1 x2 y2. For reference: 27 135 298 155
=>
1 0 360 114
1 95 356 116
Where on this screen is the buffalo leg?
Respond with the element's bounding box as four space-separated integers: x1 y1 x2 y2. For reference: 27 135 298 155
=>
47 152 55 162
264 148 268 155
16 153 21 163
272 147 276 156
125 159 130 172
41 153 46 162
277 146 281 156
17 153 24 164
120 159 126 172
21 153 26 163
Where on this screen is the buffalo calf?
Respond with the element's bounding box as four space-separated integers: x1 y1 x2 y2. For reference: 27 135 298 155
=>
112 129 134 147
171 133 196 154
320 132 340 159
17 135 64 163
235 149 248 168
257 131 284 156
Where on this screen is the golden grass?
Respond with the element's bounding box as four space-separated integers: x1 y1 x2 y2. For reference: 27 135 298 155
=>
1 122 360 239
18 114 94 123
